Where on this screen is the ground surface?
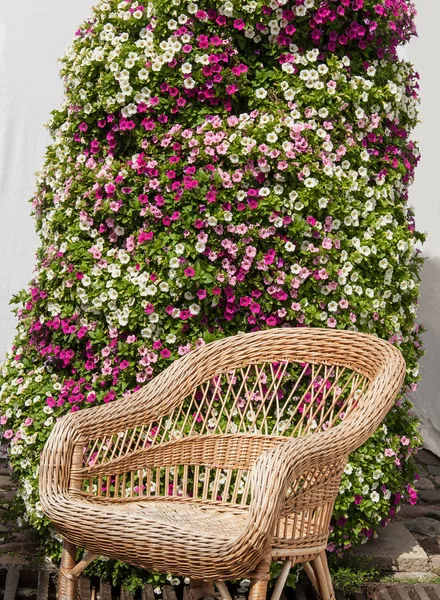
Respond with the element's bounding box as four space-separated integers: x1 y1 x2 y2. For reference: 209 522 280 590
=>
350 449 440 578
1 450 440 599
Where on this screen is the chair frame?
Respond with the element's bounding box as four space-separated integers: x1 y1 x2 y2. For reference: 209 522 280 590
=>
39 328 406 600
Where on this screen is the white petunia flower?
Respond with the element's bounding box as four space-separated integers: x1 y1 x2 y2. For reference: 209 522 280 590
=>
255 87 268 99
183 77 196 89
189 304 200 315
282 63 294 74
304 177 318 188
370 491 380 503
138 68 149 80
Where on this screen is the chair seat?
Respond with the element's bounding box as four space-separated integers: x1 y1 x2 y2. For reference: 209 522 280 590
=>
89 498 250 537
61 496 325 570
56 496 256 579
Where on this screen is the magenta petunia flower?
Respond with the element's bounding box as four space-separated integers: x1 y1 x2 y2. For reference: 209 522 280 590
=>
233 19 245 30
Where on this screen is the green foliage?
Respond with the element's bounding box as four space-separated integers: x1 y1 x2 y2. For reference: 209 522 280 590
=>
328 555 381 594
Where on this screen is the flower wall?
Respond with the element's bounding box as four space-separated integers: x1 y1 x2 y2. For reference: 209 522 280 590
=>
0 0 424 588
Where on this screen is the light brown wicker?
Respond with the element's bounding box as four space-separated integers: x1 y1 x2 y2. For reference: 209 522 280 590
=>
39 327 406 600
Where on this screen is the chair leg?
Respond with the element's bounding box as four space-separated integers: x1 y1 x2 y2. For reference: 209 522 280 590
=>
214 581 233 600
186 579 218 600
304 552 335 600
59 539 78 600
249 580 269 600
248 556 271 600
270 560 292 600
302 561 318 590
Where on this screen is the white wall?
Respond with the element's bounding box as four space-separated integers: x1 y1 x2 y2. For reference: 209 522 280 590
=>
407 0 440 456
0 0 92 355
1 0 439 453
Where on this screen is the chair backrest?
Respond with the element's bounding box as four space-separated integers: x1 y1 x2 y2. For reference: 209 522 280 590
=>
77 328 405 505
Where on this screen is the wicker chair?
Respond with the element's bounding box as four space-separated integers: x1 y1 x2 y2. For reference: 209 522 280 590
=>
39 328 405 600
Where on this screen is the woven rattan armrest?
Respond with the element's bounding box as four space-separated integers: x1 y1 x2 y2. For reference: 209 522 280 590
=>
40 361 201 496
247 362 407 534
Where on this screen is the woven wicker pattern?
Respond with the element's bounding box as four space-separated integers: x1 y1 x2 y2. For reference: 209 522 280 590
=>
39 328 406 600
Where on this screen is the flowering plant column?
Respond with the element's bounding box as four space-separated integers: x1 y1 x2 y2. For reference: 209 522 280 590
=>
0 0 423 589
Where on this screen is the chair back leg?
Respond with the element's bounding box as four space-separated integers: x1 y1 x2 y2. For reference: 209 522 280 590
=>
214 580 233 600
304 552 335 600
185 580 218 600
269 560 292 600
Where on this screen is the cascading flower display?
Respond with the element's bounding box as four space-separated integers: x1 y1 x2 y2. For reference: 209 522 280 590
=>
0 0 424 589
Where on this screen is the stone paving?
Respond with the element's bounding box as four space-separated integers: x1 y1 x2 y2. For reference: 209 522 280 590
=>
351 449 440 581
396 450 440 576
0 454 43 571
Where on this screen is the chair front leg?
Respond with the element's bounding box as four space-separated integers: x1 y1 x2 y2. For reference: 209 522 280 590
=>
249 580 269 600
59 539 78 600
248 556 271 600
59 539 99 600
